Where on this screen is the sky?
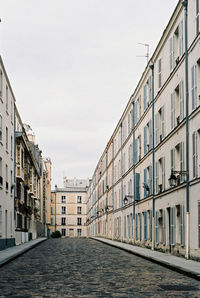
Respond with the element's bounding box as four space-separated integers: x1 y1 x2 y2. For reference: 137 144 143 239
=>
0 0 179 188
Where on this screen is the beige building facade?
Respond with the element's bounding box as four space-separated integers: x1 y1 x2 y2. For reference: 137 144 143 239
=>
51 178 89 237
87 0 200 259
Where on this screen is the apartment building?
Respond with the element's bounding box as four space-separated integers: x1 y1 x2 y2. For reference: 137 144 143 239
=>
0 57 15 250
87 0 200 259
51 178 89 237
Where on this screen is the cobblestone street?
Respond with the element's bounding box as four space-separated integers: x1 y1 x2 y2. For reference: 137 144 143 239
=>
0 238 200 297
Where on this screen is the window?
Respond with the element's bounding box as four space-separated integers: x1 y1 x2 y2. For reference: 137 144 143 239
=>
180 142 185 182
179 80 184 121
61 217 66 225
143 84 147 112
144 126 147 155
77 206 82 214
11 136 13 158
135 214 138 240
77 217 82 225
149 210 152 241
155 211 159 244
191 64 197 110
124 216 126 238
169 36 174 72
51 195 53 203
17 213 22 229
6 164 8 190
180 205 184 246
134 173 140 201
162 209 166 245
51 207 53 215
171 148 175 172
0 206 2 235
147 76 152 105
192 131 198 178
158 58 162 89
178 21 183 58
6 86 8 112
0 115 2 142
77 229 82 237
77 196 82 203
50 218 53 226
143 211 147 241
6 127 8 151
160 106 165 141
0 157 2 185
0 70 2 97
198 201 200 248
61 229 66 236
171 92 175 130
61 196 66 203
62 206 66 214
196 0 200 36
170 206 176 245
155 113 159 146
155 161 159 194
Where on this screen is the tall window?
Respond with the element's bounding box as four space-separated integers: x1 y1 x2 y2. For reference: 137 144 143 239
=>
62 206 66 214
196 0 200 36
191 64 197 111
178 20 183 57
179 80 184 121
77 196 82 203
6 127 8 151
77 206 82 214
6 85 8 112
171 92 175 130
158 58 162 89
61 195 66 203
61 229 66 236
0 70 2 97
170 148 175 172
169 36 174 72
0 157 3 185
180 142 185 182
77 229 82 237
170 206 176 245
51 207 53 215
77 217 82 225
143 84 147 112
0 115 2 142
192 131 198 178
61 217 66 225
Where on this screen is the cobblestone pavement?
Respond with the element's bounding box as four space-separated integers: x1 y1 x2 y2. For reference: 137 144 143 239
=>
0 238 200 297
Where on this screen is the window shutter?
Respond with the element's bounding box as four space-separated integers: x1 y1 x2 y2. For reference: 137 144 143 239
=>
149 165 152 195
161 106 165 139
135 213 138 240
144 211 147 240
180 205 185 246
155 211 159 244
144 168 147 198
149 120 152 150
169 36 174 71
139 95 141 119
134 173 140 201
179 80 184 121
171 92 175 130
149 210 152 241
162 209 166 245
178 20 183 57
144 126 147 155
134 138 138 165
143 85 147 112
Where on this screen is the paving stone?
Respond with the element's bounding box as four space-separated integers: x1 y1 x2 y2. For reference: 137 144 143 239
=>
0 238 200 297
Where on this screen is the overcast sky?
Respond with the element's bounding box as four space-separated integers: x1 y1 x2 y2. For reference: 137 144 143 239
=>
0 0 178 187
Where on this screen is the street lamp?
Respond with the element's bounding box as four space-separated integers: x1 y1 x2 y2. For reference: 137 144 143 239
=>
123 195 133 205
168 170 187 187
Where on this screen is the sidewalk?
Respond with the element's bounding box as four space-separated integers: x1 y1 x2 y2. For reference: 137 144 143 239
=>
0 237 47 267
92 237 200 281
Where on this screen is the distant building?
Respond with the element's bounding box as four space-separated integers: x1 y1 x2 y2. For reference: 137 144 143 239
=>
51 178 89 237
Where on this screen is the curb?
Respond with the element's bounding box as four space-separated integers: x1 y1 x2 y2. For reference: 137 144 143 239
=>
91 237 200 281
0 238 48 268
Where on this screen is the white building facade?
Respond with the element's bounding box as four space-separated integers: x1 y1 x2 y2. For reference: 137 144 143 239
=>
0 57 15 249
87 0 200 259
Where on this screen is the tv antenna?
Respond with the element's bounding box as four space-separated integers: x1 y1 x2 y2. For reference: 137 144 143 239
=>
136 43 150 64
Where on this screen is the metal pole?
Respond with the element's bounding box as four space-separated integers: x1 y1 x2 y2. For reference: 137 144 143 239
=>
182 0 190 259
149 63 155 250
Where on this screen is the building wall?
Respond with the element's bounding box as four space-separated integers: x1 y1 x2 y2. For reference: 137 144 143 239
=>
87 0 200 259
0 57 15 250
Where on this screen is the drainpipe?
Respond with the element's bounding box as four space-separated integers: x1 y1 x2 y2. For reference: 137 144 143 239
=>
14 103 16 221
132 101 136 244
120 123 123 241
182 0 190 259
149 63 155 250
112 140 114 240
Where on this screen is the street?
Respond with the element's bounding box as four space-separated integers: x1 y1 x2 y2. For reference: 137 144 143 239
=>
0 238 200 297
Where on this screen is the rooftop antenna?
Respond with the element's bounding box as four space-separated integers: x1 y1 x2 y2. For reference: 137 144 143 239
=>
136 43 150 64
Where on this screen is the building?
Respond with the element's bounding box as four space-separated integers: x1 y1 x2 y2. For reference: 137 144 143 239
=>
51 178 90 237
87 0 200 259
0 56 15 249
0 55 51 249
